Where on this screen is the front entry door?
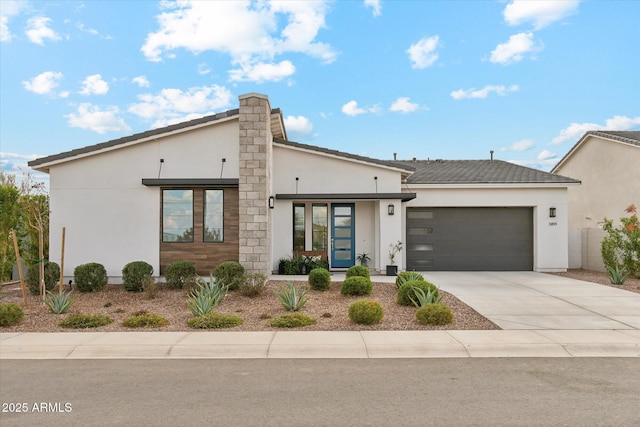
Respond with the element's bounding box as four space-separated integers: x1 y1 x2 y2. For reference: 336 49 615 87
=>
331 204 355 268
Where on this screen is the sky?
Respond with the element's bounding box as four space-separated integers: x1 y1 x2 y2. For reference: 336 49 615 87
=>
1 0 639 188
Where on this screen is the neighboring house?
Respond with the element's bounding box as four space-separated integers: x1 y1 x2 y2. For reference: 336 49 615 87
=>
29 93 579 280
551 131 640 271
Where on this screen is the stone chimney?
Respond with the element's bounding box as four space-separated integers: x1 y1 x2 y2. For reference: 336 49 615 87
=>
238 93 272 275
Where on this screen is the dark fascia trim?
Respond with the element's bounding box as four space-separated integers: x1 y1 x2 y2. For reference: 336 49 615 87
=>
142 178 239 187
276 193 417 202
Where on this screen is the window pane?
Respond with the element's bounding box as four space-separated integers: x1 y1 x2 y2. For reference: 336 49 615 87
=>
293 204 305 250
312 204 327 251
204 190 224 242
163 190 193 242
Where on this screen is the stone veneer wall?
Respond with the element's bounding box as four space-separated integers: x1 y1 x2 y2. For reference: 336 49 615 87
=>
238 93 272 274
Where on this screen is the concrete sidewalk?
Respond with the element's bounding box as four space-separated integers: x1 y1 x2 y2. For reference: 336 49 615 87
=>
2 330 639 359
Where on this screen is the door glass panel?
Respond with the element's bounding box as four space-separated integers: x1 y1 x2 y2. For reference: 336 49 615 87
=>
335 240 351 249
335 251 351 260
334 206 352 216
334 217 352 227
334 228 351 238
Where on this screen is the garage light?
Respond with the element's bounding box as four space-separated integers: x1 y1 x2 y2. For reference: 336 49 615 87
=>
388 204 395 215
549 207 556 218
269 196 275 209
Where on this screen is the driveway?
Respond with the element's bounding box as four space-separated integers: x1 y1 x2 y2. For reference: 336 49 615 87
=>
421 271 640 330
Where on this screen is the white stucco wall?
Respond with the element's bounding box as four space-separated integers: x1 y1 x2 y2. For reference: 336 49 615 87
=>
404 185 571 272
46 119 240 280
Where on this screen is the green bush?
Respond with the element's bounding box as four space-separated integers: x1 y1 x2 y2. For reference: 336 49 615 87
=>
395 271 425 289
122 261 153 292
345 265 370 279
268 313 317 328
601 205 640 278
397 280 439 306
164 260 196 289
123 311 168 328
213 261 245 290
348 300 384 325
340 276 373 296
59 313 113 329
26 262 60 295
187 313 244 329
308 268 331 291
74 262 107 292
0 303 24 326
238 273 268 297
415 303 453 325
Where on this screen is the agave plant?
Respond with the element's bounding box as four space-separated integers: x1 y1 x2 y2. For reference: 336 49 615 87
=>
395 271 425 289
44 290 76 314
408 285 442 308
274 282 309 311
606 265 630 285
187 274 228 317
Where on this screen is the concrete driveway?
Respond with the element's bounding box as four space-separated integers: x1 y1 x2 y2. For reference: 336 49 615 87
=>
421 271 640 330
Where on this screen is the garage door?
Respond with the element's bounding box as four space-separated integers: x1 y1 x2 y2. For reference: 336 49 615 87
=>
406 207 533 271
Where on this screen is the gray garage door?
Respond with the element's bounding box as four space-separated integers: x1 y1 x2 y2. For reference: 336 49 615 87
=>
406 207 533 271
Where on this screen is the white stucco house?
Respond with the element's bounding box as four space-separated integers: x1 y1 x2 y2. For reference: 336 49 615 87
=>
551 130 640 271
29 93 580 280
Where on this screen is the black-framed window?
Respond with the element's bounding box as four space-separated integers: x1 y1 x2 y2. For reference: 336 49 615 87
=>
204 189 224 242
312 204 328 251
162 189 194 242
293 203 305 250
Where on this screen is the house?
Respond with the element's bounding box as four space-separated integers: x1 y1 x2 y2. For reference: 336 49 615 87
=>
551 131 640 271
29 93 579 280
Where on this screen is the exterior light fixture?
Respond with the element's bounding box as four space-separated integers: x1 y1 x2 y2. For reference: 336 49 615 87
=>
388 204 395 215
549 207 556 218
269 196 275 209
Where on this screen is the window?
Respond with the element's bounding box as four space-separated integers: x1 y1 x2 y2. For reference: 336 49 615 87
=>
204 190 223 242
312 204 328 251
162 190 193 242
293 204 305 250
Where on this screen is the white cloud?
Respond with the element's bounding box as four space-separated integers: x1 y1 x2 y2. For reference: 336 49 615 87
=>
490 32 541 65
80 74 109 95
551 115 640 145
23 71 64 95
229 60 295 83
364 0 382 17
284 115 313 139
197 63 211 75
132 75 150 88
450 84 519 100
1 0 27 42
66 103 131 134
341 100 380 117
128 84 233 128
390 97 419 113
407 35 440 69
537 149 556 161
141 0 335 83
501 139 535 152
503 0 580 30
26 16 61 45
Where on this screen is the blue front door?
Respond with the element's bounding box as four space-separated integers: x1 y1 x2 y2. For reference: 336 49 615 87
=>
331 204 355 268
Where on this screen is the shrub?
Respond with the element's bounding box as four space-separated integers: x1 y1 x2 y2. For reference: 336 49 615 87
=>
26 261 60 295
345 265 370 279
395 271 425 289
268 313 317 328
59 313 112 329
601 205 640 278
164 260 196 289
0 303 24 326
415 304 453 325
74 262 107 292
279 257 301 275
340 276 373 296
213 261 245 290
238 273 268 297
274 282 309 311
348 300 384 325
142 276 158 299
122 261 153 292
187 313 243 329
308 268 331 291
187 275 228 317
397 280 439 306
123 311 168 328
44 290 75 314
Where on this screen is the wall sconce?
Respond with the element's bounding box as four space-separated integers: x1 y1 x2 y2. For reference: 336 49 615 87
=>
388 204 395 215
269 196 275 209
549 207 556 218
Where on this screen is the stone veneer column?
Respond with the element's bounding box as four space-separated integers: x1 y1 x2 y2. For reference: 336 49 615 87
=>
238 93 272 275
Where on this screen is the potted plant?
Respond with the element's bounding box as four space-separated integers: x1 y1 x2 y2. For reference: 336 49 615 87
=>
356 252 371 267
386 241 402 276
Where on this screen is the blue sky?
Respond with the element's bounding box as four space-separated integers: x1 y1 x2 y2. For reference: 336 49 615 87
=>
1 0 639 186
